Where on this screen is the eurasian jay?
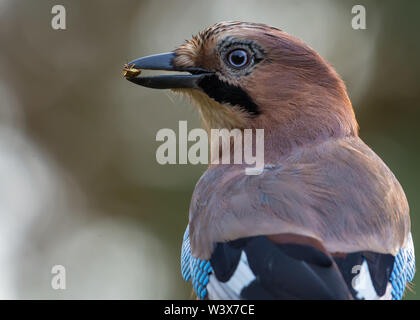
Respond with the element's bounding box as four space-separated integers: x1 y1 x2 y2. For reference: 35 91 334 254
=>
125 22 415 300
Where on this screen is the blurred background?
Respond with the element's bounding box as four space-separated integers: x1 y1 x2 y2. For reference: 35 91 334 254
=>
0 0 418 299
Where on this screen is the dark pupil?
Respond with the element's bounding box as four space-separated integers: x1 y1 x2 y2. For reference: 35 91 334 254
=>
229 50 247 67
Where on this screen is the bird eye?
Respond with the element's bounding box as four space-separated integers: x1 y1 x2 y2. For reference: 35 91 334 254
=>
227 49 249 68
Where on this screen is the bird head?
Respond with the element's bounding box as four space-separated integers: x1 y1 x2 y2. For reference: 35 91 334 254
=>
126 22 358 154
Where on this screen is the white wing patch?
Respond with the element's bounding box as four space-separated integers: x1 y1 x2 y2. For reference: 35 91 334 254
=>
207 251 256 300
353 260 392 300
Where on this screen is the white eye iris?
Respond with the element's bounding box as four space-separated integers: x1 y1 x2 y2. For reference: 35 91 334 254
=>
227 49 249 68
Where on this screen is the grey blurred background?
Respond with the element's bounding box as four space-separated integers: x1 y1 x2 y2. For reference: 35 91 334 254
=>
0 0 418 299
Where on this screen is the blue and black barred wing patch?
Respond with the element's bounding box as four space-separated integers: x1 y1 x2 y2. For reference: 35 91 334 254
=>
391 233 415 300
180 226 212 300
180 227 192 282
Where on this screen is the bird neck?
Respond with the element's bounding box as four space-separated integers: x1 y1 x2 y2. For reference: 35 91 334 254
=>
257 101 358 162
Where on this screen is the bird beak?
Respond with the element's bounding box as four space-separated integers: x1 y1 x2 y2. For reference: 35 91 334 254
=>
124 52 211 89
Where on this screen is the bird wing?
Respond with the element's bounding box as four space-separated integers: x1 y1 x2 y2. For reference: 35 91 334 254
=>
181 226 415 300
333 233 415 300
181 226 212 300
390 233 415 299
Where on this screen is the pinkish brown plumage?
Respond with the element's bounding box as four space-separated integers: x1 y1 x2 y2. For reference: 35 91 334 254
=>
126 21 414 300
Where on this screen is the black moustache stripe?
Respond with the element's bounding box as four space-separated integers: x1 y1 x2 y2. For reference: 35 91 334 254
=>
197 75 260 115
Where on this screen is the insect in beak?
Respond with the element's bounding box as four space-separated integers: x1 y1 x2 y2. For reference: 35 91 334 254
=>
124 52 212 89
122 63 141 78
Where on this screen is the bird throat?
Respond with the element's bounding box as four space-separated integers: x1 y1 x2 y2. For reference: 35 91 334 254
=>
197 75 260 116
172 88 252 132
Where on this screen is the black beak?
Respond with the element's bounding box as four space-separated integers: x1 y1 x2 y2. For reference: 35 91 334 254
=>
125 52 211 89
